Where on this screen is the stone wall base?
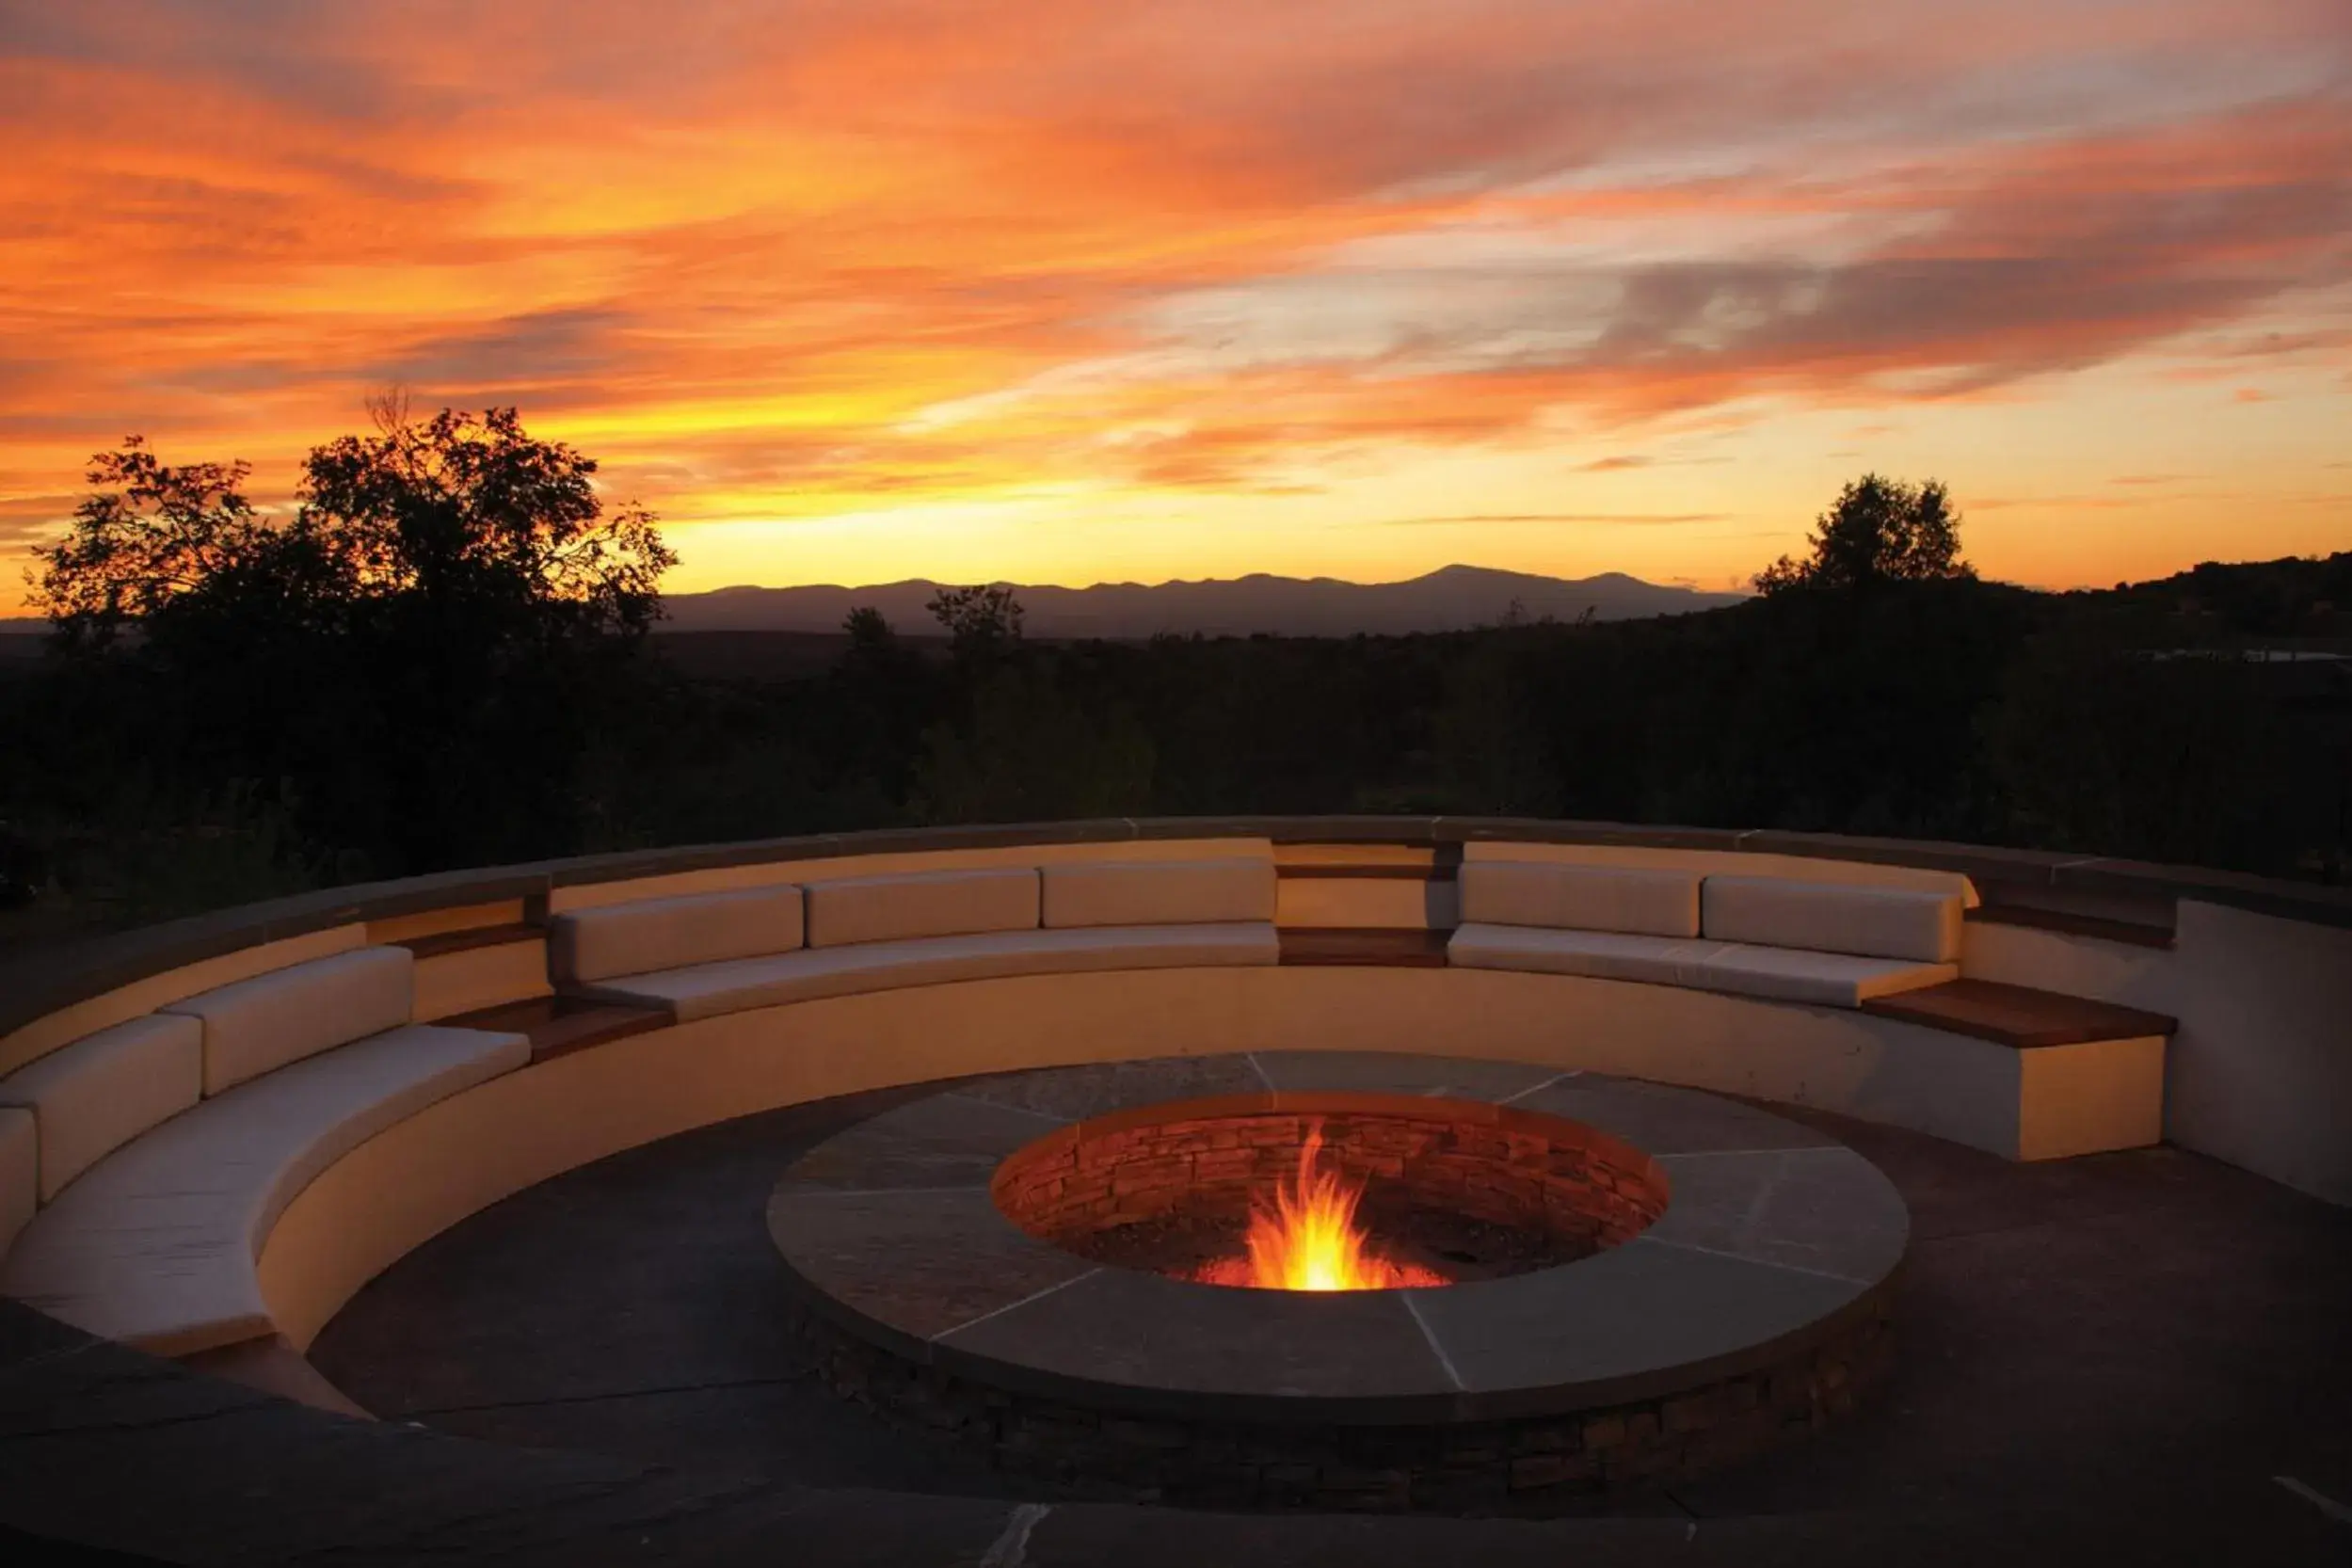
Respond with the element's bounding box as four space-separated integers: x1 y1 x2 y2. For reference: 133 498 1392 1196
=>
791 1290 1896 1514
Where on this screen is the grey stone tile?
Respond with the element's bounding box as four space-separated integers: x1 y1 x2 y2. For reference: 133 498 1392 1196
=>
767 1186 1095 1345
312 1092 915 1416
957 1054 1269 1121
936 1266 1458 1417
777 1093 1049 1192
1250 1050 1566 1103
0 1296 97 1371
423 1383 1026 1500
1410 1240 1865 1415
0 1323 278 1440
0 1382 767 1566
1647 1145 1909 1284
693 1487 1046 1568
1027 1504 1702 1566
1508 1075 1838 1155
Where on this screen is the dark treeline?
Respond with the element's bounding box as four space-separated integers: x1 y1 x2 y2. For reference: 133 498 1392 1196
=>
3 415 2346 944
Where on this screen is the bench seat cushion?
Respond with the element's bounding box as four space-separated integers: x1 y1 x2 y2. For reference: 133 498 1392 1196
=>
1448 924 1957 1008
1458 862 1701 937
806 868 1040 948
578 922 1280 1022
1701 876 1962 964
0 1023 528 1356
1689 945 1959 1008
550 882 806 984
0 1014 203 1201
162 947 415 1095
1042 859 1275 929
1448 923 1713 987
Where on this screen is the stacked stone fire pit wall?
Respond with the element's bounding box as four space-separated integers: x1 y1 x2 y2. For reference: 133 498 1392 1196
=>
769 1059 1912 1513
991 1094 1668 1259
796 1286 1896 1512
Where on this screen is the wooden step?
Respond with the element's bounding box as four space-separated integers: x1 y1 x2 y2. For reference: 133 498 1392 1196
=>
1279 927 1451 968
390 921 544 959
446 995 673 1062
1275 843 1463 881
1861 978 2177 1048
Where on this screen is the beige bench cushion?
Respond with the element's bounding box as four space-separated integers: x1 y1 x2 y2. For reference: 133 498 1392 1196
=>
1449 925 1955 1009
580 923 1279 1022
1690 946 1959 1008
162 947 415 1096
550 883 805 984
1042 859 1276 929
0 1022 528 1356
806 868 1039 948
1448 923 1709 987
1702 876 1962 964
0 1014 203 1200
0 1108 32 1261
1458 862 1701 937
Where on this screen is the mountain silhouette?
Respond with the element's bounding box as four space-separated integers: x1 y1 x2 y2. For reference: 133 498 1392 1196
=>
658 565 1743 638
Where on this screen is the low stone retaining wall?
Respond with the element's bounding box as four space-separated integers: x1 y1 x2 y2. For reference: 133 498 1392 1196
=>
794 1287 1897 1512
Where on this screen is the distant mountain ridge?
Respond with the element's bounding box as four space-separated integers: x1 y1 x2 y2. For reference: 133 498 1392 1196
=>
0 564 1740 641
657 565 1744 638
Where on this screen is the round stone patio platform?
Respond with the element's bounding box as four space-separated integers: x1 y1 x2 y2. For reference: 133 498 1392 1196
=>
765 1055 1904 1508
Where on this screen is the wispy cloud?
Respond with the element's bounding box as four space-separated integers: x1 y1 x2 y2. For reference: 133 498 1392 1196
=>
0 0 2345 597
1383 512 1729 526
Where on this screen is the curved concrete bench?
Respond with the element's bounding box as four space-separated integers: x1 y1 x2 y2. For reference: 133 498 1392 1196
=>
1448 861 1961 1007
0 947 527 1355
0 816 2344 1564
556 859 1281 1019
0 837 2157 1386
6 819 2326 1438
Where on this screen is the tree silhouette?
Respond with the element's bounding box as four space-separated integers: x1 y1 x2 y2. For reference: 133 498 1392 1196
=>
28 403 677 874
926 583 1023 663
298 398 673 635
33 404 674 646
1755 474 1973 595
29 439 318 648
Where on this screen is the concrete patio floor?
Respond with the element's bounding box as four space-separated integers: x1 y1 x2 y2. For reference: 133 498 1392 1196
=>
281 1072 2352 1564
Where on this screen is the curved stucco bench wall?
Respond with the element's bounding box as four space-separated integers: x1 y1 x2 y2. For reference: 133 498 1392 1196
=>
250 961 2092 1357
0 943 529 1354
558 859 1280 1020
1 817 2346 1425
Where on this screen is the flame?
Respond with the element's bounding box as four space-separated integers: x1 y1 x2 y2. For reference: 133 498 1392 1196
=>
1195 1124 1447 1291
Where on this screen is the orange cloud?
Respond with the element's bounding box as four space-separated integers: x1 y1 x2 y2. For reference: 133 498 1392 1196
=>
2 1 2347 607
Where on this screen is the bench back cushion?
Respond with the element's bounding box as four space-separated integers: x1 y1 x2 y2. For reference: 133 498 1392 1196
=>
0 1109 31 1260
1459 861 1702 938
551 883 806 984
163 947 414 1096
1702 875 1962 964
0 1014 203 1200
807 868 1040 949
1042 859 1276 929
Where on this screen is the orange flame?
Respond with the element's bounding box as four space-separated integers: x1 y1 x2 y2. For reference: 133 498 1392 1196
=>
1196 1124 1447 1291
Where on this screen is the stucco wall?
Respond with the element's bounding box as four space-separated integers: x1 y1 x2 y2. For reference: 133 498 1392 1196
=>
2166 902 2352 1207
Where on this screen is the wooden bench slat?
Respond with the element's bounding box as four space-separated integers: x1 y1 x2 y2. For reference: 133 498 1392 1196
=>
1861 977 2177 1048
391 922 546 960
447 996 672 1062
1278 928 1451 968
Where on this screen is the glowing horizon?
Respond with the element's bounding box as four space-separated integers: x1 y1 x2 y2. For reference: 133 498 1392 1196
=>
3 1 2347 616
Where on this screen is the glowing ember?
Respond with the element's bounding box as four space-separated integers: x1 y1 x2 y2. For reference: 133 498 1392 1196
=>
1195 1124 1448 1291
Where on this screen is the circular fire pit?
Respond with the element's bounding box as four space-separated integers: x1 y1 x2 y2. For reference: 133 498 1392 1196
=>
768 1052 1906 1512
991 1096 1667 1288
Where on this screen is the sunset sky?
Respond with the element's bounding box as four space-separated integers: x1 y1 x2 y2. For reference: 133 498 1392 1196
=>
2 1 2347 615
